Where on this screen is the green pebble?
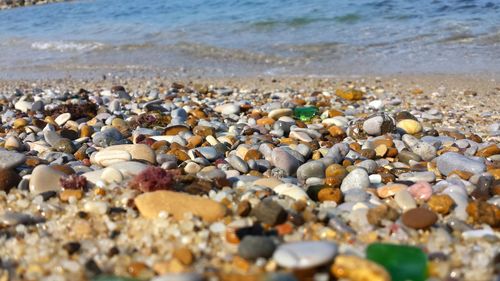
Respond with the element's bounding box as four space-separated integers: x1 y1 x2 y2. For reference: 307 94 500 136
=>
293 107 318 121
366 243 428 281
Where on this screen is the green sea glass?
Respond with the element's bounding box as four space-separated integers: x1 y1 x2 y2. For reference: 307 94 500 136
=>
92 276 140 281
366 243 427 281
293 106 318 121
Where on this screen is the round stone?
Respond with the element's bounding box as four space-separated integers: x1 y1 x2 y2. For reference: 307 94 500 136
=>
238 236 276 260
0 169 22 192
340 168 370 192
55 113 71 126
29 165 66 194
296 161 325 182
273 241 338 269
436 152 486 176
407 181 433 201
397 119 422 134
269 108 293 120
401 208 438 229
318 187 342 203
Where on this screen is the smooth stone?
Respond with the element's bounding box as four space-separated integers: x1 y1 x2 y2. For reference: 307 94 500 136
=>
43 130 62 147
340 168 370 192
436 152 486 176
55 113 71 126
396 119 422 134
296 161 325 182
220 104 240 115
332 255 390 281
0 150 26 170
1 211 45 226
366 243 427 281
253 177 283 188
273 241 338 269
397 150 421 164
190 147 223 161
343 189 370 203
83 161 148 184
271 148 302 176
289 131 313 142
184 162 201 174
238 236 276 260
401 207 438 229
151 273 204 281
14 100 32 113
409 141 437 161
0 169 22 192
356 160 377 174
251 199 287 226
269 108 293 120
273 183 309 201
394 189 417 211
29 165 66 194
135 190 226 222
407 181 433 201
93 144 156 166
362 115 394 136
101 167 123 183
398 171 436 183
227 155 249 173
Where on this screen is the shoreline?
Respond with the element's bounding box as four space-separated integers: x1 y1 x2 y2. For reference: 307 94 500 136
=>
0 0 67 10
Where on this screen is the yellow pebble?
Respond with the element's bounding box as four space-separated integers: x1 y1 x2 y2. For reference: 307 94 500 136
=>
331 255 391 281
397 119 422 134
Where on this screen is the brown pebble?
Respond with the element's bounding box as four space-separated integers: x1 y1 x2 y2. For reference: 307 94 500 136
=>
466 201 500 227
476 144 500 157
237 200 252 217
59 190 83 202
0 169 22 192
367 204 399 226
173 247 194 266
427 194 454 215
317 187 342 203
401 207 438 229
51 164 76 175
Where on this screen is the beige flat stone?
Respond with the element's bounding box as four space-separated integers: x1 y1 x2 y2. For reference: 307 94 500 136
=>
135 190 227 222
92 144 156 166
29 165 66 194
253 177 283 188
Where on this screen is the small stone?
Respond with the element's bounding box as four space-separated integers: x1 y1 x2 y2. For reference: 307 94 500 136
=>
331 255 390 281
377 184 406 198
101 167 123 183
227 155 249 174
268 108 293 120
428 194 454 215
366 205 399 226
134 190 226 222
396 119 422 134
394 189 417 211
237 200 252 217
407 181 433 201
13 118 28 129
238 236 276 260
54 138 76 154
325 164 348 179
93 144 156 166
318 187 342 203
293 107 318 121
29 165 65 194
335 88 364 101
220 104 240 115
340 168 370 192
60 189 83 202
296 161 325 182
251 199 287 226
366 243 427 281
273 241 338 269
0 169 21 192
436 152 486 176
63 241 81 255
476 144 500 157
466 201 500 227
362 114 395 136
0 150 26 170
273 183 309 201
271 148 301 176
401 207 438 229
55 113 71 126
173 247 194 266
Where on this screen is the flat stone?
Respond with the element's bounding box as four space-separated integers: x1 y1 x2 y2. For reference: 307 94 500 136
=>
55 113 71 126
0 150 26 170
394 189 417 211
227 155 249 173
340 168 370 192
436 152 486 176
273 241 338 269
398 171 436 183
29 165 66 194
401 207 438 229
296 161 326 182
397 119 422 134
269 108 293 120
377 184 407 198
1 212 45 226
253 177 283 188
273 183 309 201
238 236 276 260
93 144 156 166
251 199 287 226
135 190 226 222
271 148 302 176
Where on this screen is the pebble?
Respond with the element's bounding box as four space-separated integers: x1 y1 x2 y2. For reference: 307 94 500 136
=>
0 150 26 170
251 199 287 226
331 255 390 281
340 168 370 192
238 236 276 260
29 165 66 194
398 171 436 182
273 241 338 269
93 144 156 166
407 181 433 201
428 194 454 215
273 183 309 201
362 114 394 136
0 169 22 192
135 190 226 222
436 152 486 176
401 207 438 229
268 108 293 120
271 148 302 176
394 189 417 211
296 160 325 182
227 155 249 174
396 119 422 134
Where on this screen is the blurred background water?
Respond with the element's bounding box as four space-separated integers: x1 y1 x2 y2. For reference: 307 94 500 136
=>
0 0 499 78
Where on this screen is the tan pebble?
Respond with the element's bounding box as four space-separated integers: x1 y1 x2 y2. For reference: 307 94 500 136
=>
59 190 83 202
428 194 454 215
80 125 93 138
335 89 364 101
328 126 345 137
93 144 156 166
331 255 390 281
187 135 203 148
397 119 422 134
164 125 190 136
372 138 394 148
447 170 472 180
490 168 500 180
173 247 194 266
268 108 293 120
256 117 275 126
377 183 407 198
128 262 148 277
4 136 22 151
13 118 28 129
243 149 262 161
134 190 226 222
253 177 283 188
375 144 388 157
101 167 123 183
237 200 252 217
325 164 348 179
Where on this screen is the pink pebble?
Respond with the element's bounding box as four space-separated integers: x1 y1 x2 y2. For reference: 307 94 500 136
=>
408 181 433 201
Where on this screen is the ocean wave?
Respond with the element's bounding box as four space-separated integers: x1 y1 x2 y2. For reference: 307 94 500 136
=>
31 41 105 52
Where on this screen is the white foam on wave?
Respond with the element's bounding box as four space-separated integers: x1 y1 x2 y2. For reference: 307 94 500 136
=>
31 41 104 52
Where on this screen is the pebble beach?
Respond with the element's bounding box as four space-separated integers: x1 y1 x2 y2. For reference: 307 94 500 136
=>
0 74 498 281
